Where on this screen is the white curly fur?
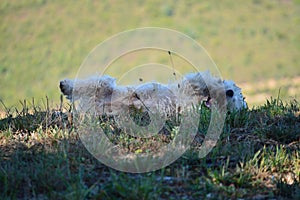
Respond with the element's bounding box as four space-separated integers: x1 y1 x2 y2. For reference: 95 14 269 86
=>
59 71 247 116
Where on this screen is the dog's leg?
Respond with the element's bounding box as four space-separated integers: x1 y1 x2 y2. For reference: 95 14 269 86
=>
59 75 116 102
59 79 74 101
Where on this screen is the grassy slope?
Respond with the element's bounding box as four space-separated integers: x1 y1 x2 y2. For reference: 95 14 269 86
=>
0 0 300 108
0 98 299 199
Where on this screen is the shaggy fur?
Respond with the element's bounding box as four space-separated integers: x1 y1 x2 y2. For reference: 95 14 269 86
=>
59 71 247 116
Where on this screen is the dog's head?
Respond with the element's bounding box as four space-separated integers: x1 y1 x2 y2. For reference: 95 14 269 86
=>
204 80 247 111
184 71 247 111
222 80 247 111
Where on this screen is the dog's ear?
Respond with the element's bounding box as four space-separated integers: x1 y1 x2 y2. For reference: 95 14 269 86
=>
184 72 207 96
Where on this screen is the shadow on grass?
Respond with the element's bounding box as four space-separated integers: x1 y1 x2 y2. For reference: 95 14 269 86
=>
0 98 299 199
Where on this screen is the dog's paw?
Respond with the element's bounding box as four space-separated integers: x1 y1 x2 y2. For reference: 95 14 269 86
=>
59 79 74 100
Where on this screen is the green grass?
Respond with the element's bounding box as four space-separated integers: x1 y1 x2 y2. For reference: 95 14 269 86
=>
0 97 299 199
0 0 300 107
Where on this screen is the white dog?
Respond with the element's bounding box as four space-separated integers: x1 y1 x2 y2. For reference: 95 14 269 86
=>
59 71 247 117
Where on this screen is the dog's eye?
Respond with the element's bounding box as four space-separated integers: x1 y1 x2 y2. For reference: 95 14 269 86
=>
226 89 234 98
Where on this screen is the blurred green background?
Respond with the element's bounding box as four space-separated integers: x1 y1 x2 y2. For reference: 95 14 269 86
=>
1 0 299 109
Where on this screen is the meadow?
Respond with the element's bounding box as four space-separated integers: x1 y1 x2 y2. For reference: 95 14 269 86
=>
0 0 300 199
0 0 300 107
